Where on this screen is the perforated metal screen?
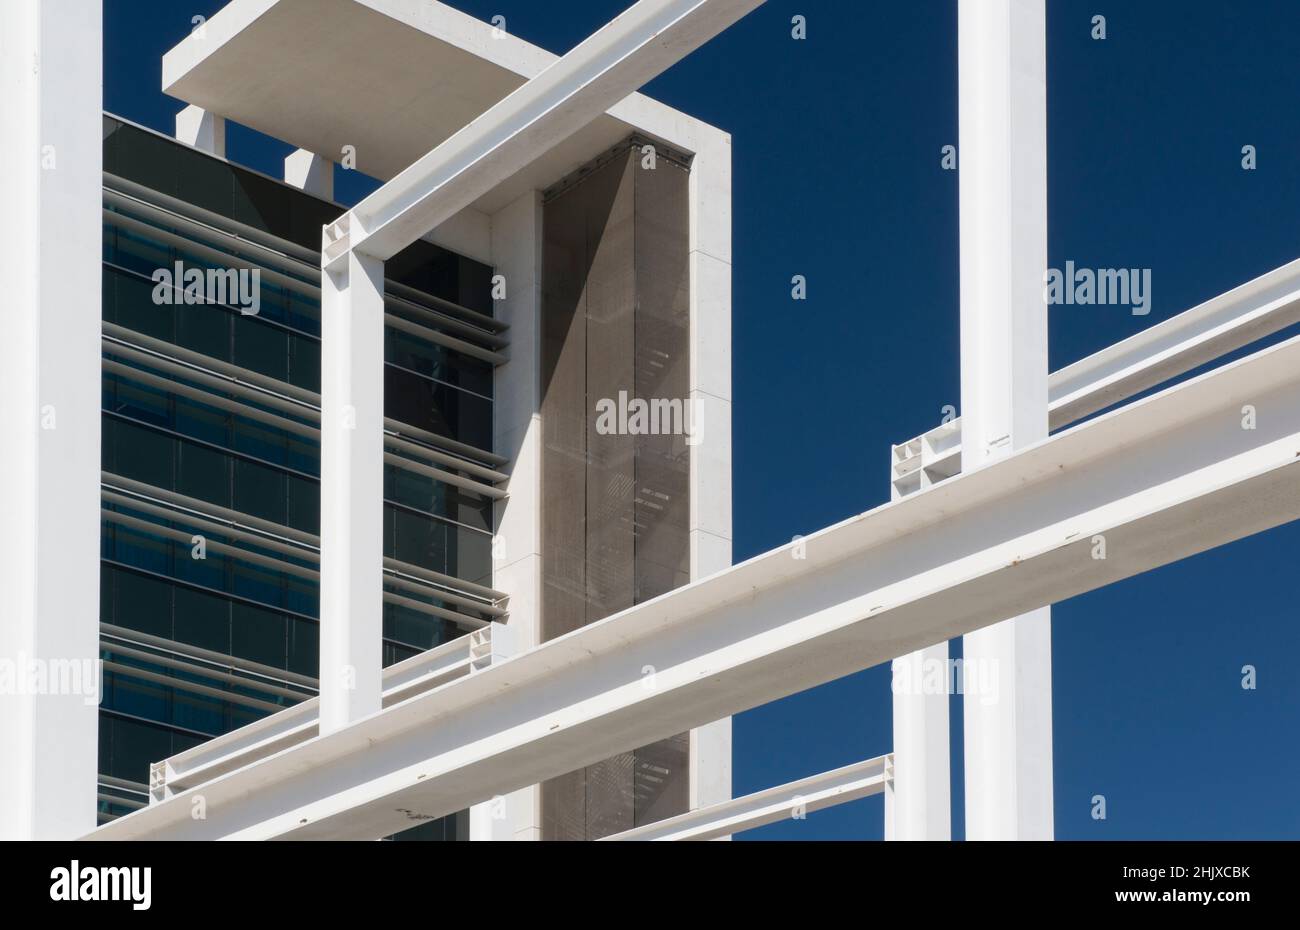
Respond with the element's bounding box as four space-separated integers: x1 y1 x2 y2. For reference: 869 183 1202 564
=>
540 142 692 840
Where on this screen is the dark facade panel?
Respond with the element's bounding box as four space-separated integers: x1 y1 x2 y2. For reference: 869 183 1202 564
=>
98 118 494 841
540 143 692 840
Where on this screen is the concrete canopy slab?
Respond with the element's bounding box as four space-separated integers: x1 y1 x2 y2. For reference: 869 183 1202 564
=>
164 0 726 214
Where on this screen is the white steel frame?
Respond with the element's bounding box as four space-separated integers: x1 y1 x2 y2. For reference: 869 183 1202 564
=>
92 321 1300 839
314 0 764 739
1 0 1284 841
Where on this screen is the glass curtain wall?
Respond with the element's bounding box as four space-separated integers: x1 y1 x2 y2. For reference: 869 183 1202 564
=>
97 116 505 840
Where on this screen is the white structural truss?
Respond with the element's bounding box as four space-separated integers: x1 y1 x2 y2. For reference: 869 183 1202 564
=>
93 314 1300 838
3 0 1297 842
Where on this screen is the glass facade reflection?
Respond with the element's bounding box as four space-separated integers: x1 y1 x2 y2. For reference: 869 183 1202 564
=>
97 116 504 840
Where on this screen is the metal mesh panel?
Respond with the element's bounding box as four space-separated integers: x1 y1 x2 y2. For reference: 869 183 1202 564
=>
540 144 692 839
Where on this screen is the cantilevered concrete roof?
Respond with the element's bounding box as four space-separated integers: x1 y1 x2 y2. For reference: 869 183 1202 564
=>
163 0 725 214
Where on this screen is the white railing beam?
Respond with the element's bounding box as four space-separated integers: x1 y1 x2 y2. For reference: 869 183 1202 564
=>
604 755 892 841
892 256 1300 500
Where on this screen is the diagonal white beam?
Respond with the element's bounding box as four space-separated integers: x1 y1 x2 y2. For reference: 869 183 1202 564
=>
1050 257 1300 428
335 0 765 263
89 333 1300 841
602 755 891 841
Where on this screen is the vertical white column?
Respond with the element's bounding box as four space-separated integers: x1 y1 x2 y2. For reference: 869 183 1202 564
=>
285 149 334 201
0 0 102 840
484 191 545 840
319 248 386 734
175 104 226 157
958 0 1054 841
886 439 952 840
688 130 734 814
887 647 951 839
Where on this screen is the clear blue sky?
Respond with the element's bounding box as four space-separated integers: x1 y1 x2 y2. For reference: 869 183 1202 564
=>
105 0 1300 840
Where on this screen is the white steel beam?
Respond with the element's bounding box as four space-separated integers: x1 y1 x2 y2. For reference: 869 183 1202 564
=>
0 0 103 840
319 249 386 733
958 0 1053 841
886 446 951 841
603 756 891 841
891 257 1300 500
335 0 765 263
886 646 951 840
89 332 1300 841
149 626 513 804
1051 257 1300 427
959 0 1049 462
